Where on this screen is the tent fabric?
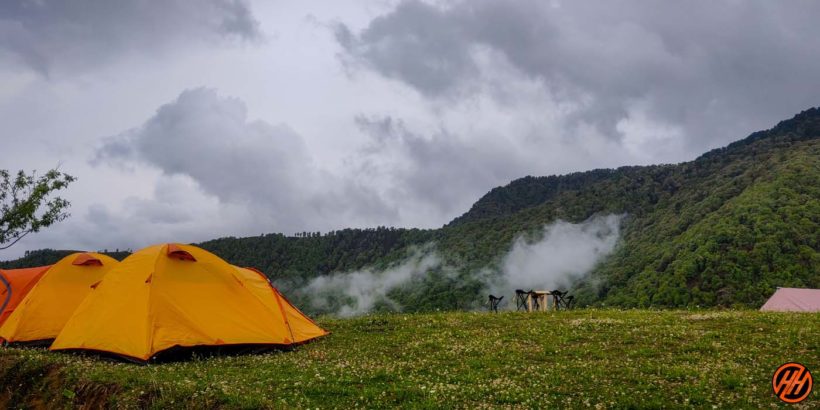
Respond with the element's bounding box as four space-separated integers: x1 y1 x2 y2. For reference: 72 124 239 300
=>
760 287 820 312
0 253 118 343
232 266 328 344
0 265 52 326
51 243 328 362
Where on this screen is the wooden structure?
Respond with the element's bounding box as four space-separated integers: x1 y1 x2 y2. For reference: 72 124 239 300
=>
526 290 553 312
513 289 575 312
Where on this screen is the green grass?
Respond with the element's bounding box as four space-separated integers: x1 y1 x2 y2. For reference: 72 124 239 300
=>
0 309 817 408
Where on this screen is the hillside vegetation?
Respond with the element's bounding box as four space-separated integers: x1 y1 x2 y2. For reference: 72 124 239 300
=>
0 310 816 408
441 108 820 308
2 108 819 311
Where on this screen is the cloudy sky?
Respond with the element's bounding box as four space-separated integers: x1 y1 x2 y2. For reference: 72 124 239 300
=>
2 0 819 258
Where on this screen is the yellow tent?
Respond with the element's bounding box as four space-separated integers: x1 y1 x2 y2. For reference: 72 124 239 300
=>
51 243 327 362
0 253 118 344
231 266 329 344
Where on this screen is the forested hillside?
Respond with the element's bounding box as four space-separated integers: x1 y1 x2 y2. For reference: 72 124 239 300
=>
3 108 818 311
197 228 436 293
440 108 819 307
0 249 131 269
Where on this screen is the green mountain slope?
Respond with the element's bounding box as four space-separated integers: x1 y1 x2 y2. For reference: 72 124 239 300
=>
598 142 818 307
2 108 818 310
437 108 819 307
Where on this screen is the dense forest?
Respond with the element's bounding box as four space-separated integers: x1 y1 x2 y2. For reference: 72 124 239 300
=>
2 108 818 312
441 109 819 308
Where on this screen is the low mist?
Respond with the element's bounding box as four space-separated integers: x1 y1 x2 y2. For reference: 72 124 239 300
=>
303 248 442 317
302 214 623 316
493 214 623 296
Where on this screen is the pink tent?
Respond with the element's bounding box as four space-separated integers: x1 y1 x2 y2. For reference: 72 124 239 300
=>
760 288 820 312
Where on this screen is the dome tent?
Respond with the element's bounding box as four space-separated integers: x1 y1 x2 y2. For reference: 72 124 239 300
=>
0 253 118 344
0 265 52 326
51 243 327 362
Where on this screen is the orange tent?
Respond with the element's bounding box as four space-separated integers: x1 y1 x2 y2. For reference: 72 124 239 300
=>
51 243 327 362
0 265 52 326
0 253 118 344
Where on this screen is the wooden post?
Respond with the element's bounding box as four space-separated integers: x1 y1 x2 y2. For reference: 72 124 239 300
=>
527 293 533 312
531 290 549 312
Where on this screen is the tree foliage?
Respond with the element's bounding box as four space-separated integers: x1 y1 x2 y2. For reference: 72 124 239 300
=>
0 169 75 250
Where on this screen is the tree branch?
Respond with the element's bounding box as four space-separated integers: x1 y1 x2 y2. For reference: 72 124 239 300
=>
0 230 31 251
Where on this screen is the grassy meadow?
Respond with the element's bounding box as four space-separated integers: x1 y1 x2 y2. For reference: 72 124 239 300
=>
0 309 817 409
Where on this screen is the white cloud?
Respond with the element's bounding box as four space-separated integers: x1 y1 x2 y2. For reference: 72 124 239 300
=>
304 248 441 317
497 214 623 294
93 87 397 234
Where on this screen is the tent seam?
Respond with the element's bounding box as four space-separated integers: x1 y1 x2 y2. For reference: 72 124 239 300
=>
145 246 163 359
232 268 296 342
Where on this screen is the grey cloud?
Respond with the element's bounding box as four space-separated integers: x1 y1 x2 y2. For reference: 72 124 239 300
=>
91 139 134 166
126 200 193 225
353 114 530 217
216 0 262 39
0 0 262 75
116 88 310 209
122 178 201 225
351 109 632 223
94 88 397 234
338 0 820 149
72 175 248 253
335 1 477 94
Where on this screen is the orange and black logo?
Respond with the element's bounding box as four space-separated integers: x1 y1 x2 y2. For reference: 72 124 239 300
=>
772 362 813 404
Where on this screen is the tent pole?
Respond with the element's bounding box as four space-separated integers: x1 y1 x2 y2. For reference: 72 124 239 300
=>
0 271 11 317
